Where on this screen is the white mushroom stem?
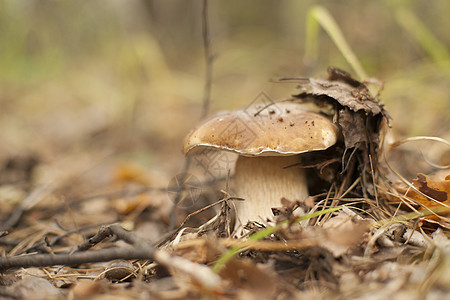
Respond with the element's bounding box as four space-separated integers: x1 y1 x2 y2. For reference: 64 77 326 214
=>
233 155 308 231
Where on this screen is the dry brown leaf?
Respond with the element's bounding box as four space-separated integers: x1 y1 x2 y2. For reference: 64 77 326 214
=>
288 67 389 198
219 258 277 300
173 239 221 264
394 173 450 208
393 173 450 230
291 67 389 149
111 194 151 215
154 249 222 291
320 214 371 256
113 162 151 186
72 279 109 299
4 276 64 299
104 260 136 282
293 67 386 115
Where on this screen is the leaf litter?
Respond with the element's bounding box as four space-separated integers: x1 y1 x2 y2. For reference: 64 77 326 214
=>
0 68 449 299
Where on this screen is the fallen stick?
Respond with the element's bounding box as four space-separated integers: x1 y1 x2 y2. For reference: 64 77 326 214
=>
0 224 154 272
0 246 154 271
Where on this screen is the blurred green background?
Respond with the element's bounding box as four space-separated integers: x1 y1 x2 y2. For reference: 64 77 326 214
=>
0 0 448 176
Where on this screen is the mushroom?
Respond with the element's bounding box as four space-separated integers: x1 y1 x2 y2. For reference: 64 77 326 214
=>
183 102 338 232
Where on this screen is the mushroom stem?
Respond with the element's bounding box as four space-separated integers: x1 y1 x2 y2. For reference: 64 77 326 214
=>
233 155 308 231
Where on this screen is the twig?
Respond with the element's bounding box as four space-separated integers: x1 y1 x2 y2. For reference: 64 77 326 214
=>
177 196 244 231
0 224 154 272
369 154 379 207
1 208 24 232
315 184 335 226
74 224 149 253
1 153 114 231
0 247 153 272
74 225 116 252
159 196 243 247
0 183 55 231
168 162 192 230
16 222 109 255
340 146 358 174
201 0 213 119
169 0 215 229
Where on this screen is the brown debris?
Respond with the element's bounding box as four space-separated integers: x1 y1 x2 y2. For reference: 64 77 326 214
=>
293 67 387 116
394 173 450 207
1 66 448 300
414 173 449 203
219 259 277 300
392 173 450 230
287 67 390 198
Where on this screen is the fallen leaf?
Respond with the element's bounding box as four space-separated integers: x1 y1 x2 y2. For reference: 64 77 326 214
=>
287 67 389 197
395 173 450 207
219 258 277 300
5 276 63 299
154 249 222 291
393 173 450 230
291 67 388 116
320 213 371 256
104 260 136 282
113 162 151 186
173 239 221 264
72 279 109 299
111 193 151 215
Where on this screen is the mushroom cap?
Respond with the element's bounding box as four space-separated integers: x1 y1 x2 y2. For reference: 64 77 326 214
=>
183 102 339 156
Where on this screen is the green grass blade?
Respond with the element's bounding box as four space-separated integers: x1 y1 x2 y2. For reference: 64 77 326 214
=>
395 7 450 76
373 205 450 228
212 206 343 273
305 5 368 81
304 9 320 65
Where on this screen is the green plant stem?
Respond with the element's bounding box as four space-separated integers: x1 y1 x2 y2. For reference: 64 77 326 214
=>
373 205 450 228
212 206 343 273
395 7 450 76
305 5 368 81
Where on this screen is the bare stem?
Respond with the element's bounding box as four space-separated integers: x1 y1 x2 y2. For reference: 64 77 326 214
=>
0 224 154 272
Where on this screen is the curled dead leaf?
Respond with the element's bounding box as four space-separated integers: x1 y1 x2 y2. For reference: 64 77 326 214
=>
393 173 450 230
104 260 136 282
286 67 389 197
395 173 450 207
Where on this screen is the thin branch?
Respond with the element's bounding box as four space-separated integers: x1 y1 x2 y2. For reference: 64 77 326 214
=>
0 183 56 231
160 196 243 247
0 247 153 272
177 196 244 231
169 162 192 230
169 0 215 229
16 222 109 255
201 0 213 119
0 224 154 272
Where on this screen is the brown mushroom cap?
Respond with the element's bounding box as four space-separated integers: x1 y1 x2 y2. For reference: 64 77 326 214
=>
183 102 339 156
